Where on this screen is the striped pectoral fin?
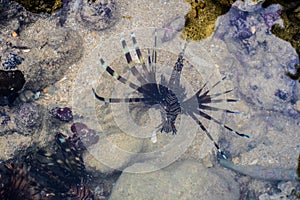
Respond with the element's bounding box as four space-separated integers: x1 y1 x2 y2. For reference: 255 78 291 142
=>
195 109 250 138
198 104 240 114
92 88 112 103
206 89 234 99
130 32 151 78
209 98 240 103
92 88 153 103
98 54 141 91
196 76 232 99
188 112 227 159
120 37 147 85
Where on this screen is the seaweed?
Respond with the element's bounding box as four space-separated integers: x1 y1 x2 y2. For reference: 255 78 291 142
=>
0 70 25 106
12 0 63 14
182 0 235 41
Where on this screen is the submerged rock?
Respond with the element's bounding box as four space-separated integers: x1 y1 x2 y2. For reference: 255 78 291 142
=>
110 160 240 200
19 18 84 91
1 52 25 70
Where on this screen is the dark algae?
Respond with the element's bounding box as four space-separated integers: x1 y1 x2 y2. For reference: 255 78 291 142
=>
0 70 25 96
182 0 235 41
0 70 25 106
12 0 63 14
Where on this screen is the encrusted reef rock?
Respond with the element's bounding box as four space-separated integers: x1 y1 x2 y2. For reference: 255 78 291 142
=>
261 0 300 81
14 103 43 136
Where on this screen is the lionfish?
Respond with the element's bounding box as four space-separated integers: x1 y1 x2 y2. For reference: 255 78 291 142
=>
0 133 94 200
0 163 46 200
92 31 250 159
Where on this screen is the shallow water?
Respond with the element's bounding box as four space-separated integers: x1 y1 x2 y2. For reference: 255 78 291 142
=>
0 0 300 199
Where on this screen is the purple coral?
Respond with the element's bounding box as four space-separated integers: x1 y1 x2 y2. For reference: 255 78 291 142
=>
70 122 99 151
50 107 73 122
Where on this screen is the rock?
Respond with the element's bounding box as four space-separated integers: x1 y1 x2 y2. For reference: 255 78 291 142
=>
214 2 299 114
75 0 120 31
227 112 300 170
0 1 38 32
18 18 83 91
109 160 240 200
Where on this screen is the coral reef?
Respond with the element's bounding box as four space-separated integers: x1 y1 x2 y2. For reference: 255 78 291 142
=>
12 0 63 14
0 110 10 125
0 1 38 32
214 2 298 114
182 0 235 41
297 153 300 179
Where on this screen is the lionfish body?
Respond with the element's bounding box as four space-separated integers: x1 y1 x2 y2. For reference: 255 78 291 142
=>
23 133 93 199
93 31 249 158
0 163 46 200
